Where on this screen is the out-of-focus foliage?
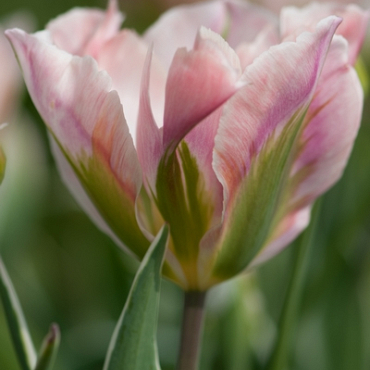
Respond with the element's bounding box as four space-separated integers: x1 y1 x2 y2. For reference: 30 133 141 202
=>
0 1 370 370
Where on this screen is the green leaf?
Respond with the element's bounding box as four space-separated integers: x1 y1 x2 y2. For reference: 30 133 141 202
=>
34 324 60 370
0 256 37 370
103 225 169 370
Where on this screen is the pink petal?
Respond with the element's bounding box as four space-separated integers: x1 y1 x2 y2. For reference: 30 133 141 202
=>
250 206 311 267
213 16 341 206
237 27 363 271
184 110 226 288
83 0 124 58
46 0 123 57
184 108 224 223
143 0 227 69
49 137 130 253
46 9 105 55
288 35 363 211
6 28 148 255
144 0 277 70
223 0 278 48
163 27 241 153
7 29 92 155
96 30 166 143
136 48 163 192
236 23 279 70
281 3 370 65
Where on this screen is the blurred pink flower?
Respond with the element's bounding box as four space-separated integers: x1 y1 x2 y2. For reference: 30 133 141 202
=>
0 15 46 241
0 18 23 123
6 0 368 290
251 0 368 14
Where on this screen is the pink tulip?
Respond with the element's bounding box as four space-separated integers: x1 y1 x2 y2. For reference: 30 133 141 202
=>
6 0 368 290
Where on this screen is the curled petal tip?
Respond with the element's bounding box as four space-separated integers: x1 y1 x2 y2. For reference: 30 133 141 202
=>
5 27 23 42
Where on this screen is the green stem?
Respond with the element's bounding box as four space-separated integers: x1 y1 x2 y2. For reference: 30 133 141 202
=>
267 200 321 370
177 291 207 370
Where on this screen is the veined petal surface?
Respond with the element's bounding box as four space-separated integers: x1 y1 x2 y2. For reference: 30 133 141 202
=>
209 16 341 283
47 0 163 142
250 34 363 266
6 29 149 257
288 36 363 211
50 138 130 253
97 30 166 143
163 27 241 153
281 3 369 65
136 48 163 193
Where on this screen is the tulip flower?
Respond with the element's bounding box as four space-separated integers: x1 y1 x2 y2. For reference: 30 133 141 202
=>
5 0 368 293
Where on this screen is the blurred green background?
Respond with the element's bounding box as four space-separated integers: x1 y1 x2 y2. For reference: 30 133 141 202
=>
1 0 370 369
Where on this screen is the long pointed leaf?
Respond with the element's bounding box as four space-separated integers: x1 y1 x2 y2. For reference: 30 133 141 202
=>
0 256 37 370
34 324 60 370
103 225 169 370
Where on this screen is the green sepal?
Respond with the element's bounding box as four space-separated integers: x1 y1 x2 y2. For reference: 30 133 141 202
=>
34 324 60 370
0 256 37 370
103 225 169 370
213 109 308 280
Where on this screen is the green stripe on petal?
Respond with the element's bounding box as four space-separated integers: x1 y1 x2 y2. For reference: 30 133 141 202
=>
156 142 215 289
53 134 149 259
78 151 149 257
212 109 308 280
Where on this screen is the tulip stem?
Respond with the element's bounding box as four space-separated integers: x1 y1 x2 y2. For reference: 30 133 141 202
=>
177 291 207 370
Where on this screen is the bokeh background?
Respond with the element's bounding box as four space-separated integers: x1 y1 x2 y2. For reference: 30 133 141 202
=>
1 0 370 369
